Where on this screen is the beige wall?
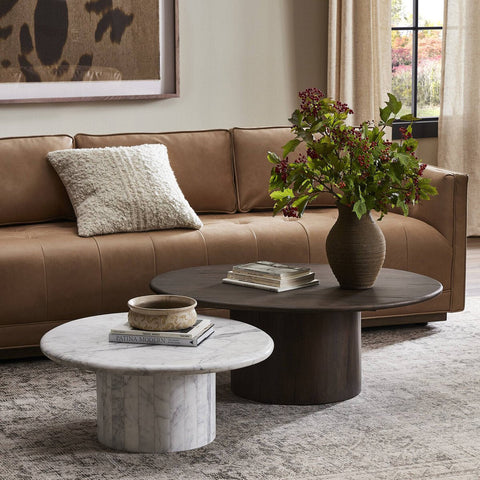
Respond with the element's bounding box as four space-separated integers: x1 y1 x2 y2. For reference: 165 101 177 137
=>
0 0 328 137
0 0 439 166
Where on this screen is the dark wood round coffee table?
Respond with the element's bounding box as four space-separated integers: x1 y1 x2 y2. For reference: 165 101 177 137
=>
150 265 442 405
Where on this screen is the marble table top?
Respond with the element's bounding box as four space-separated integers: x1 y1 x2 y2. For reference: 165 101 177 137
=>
40 314 274 376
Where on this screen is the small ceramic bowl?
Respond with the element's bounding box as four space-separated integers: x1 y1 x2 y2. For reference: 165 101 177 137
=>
127 295 197 331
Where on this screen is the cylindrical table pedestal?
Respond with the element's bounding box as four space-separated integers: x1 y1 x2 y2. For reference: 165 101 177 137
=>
231 310 361 405
96 371 216 452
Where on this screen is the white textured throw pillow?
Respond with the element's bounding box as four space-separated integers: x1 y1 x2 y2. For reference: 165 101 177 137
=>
48 144 203 237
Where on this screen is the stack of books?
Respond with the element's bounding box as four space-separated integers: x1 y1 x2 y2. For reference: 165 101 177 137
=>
108 318 214 346
222 261 318 292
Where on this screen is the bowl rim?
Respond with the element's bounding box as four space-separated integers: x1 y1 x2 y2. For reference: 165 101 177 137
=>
128 294 197 314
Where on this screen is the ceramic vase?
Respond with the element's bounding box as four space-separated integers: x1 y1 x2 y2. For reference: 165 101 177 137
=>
326 203 386 289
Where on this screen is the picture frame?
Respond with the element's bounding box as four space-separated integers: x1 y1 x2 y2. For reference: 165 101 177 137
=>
0 0 178 103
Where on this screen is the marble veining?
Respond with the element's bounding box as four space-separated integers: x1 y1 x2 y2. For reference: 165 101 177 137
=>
97 371 216 453
40 314 274 376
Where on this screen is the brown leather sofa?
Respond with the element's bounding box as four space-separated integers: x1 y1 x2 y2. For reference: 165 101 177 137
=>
0 127 468 358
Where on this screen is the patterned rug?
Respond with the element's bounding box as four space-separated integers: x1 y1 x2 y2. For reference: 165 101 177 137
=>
1 298 479 480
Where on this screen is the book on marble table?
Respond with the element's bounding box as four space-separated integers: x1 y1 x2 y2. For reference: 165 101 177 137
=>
108 318 214 346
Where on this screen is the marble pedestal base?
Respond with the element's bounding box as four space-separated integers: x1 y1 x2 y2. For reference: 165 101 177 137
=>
96 371 215 452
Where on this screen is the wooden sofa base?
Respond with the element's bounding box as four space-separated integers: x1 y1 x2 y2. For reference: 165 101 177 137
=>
0 346 43 360
362 312 446 328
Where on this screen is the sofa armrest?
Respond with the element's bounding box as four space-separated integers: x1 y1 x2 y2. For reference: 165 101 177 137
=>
408 165 468 311
408 166 467 243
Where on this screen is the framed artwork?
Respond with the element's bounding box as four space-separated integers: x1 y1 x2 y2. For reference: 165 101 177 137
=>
0 0 178 103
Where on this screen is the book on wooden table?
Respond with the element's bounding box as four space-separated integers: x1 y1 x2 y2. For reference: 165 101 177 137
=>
231 261 311 279
226 270 316 287
223 261 317 292
108 318 214 346
222 276 319 292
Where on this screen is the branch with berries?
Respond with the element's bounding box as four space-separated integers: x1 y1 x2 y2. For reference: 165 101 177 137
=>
268 89 437 220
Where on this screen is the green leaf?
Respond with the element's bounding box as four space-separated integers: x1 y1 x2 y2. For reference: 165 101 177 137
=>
400 202 409 216
387 93 402 115
396 152 417 168
399 113 418 122
380 105 392 123
273 200 288 216
418 180 438 197
298 130 314 143
352 198 367 219
270 189 293 201
292 195 310 216
267 151 280 164
310 119 324 132
269 173 288 190
282 139 301 158
289 110 304 127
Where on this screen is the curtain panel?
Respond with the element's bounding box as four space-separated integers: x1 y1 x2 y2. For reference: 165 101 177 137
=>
328 0 391 125
438 0 479 235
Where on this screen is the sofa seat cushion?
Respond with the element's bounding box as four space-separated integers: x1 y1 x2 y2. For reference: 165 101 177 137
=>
0 209 452 341
74 130 236 214
201 211 453 291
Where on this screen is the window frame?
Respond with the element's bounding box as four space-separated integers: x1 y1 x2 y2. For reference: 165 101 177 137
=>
391 0 442 139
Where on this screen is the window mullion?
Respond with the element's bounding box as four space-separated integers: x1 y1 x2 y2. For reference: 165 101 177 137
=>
412 0 419 117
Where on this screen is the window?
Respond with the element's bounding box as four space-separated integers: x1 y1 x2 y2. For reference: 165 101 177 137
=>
391 0 444 138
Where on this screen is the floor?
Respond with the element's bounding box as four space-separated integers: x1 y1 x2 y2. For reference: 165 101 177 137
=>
466 237 480 296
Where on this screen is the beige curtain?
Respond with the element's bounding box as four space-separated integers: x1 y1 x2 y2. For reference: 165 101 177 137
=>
328 0 391 125
438 0 479 235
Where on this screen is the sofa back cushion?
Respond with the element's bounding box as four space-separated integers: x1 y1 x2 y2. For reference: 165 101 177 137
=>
0 135 75 226
74 130 236 213
232 127 336 212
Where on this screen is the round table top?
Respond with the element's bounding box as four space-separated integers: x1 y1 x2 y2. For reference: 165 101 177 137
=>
150 264 443 313
40 314 274 376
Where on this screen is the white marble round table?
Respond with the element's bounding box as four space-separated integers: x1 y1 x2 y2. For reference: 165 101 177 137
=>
40 313 273 453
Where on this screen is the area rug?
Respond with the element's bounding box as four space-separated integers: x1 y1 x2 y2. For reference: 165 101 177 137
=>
1 298 479 480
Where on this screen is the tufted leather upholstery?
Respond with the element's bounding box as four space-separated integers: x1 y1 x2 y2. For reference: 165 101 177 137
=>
0 128 468 355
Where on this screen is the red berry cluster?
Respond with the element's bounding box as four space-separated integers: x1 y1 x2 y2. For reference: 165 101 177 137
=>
399 127 412 140
418 163 427 176
274 157 290 183
295 153 307 164
413 180 421 202
306 146 319 160
282 205 299 218
298 88 325 116
357 154 369 168
334 100 354 115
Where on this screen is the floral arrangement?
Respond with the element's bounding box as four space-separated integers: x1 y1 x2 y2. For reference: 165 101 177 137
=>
268 88 437 219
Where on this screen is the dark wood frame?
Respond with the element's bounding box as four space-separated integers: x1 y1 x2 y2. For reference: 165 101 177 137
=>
0 0 179 104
